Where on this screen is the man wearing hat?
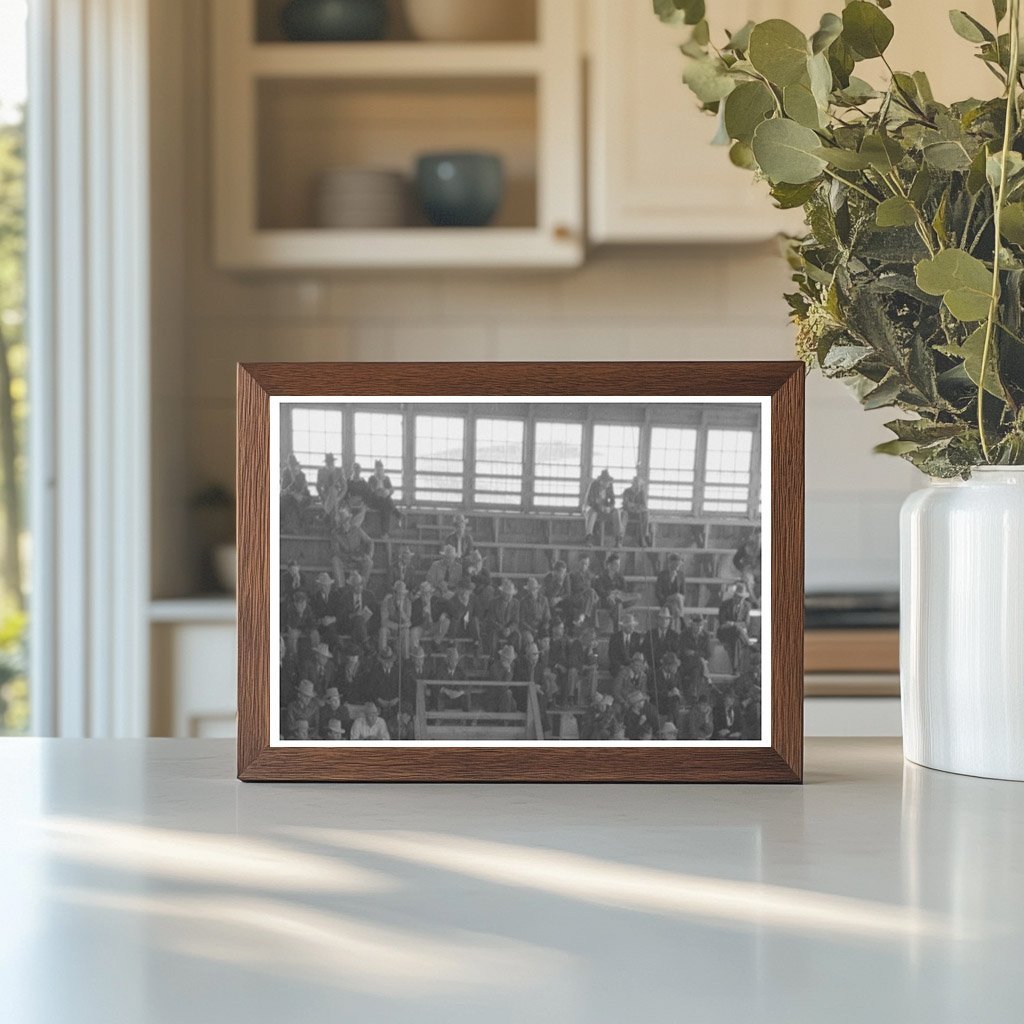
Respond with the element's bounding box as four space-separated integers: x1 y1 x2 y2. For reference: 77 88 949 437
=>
309 571 343 647
583 468 622 547
489 643 518 713
581 692 618 741
330 507 374 586
613 651 650 705
349 701 390 741
390 546 419 590
304 641 339 696
434 643 469 712
594 551 639 628
427 544 462 601
379 579 413 656
344 462 371 525
623 688 658 740
543 560 571 616
608 612 645 677
519 576 551 639
368 459 401 537
282 588 315 657
646 606 681 666
568 553 598 628
656 554 686 619
445 513 475 559
316 453 346 518
486 577 521 655
338 571 377 646
284 678 320 739
620 474 652 548
444 579 481 647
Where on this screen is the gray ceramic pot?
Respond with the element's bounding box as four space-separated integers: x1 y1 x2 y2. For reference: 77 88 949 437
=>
281 0 388 42
415 152 505 228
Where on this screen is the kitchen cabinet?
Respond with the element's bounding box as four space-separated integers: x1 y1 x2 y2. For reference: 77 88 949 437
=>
211 0 584 269
587 0 998 244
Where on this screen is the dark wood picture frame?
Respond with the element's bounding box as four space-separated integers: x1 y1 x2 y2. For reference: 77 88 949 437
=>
237 362 804 782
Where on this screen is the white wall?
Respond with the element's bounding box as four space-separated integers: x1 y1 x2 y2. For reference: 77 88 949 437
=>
157 0 920 599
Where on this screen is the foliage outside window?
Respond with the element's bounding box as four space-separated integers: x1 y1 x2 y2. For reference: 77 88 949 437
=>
0 0 27 734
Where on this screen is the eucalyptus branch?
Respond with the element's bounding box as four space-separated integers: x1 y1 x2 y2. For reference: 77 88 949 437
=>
979 0 1021 461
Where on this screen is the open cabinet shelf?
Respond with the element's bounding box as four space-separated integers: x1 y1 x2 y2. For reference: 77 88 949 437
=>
212 0 583 269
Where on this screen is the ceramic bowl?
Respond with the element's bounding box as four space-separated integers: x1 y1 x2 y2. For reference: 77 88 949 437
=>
415 152 504 228
281 0 388 42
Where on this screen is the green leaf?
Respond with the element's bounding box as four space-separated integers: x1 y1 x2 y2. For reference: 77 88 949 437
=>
1000 203 1024 244
915 249 994 322
860 133 904 173
748 20 809 86
814 146 872 170
771 180 820 209
751 118 828 184
723 81 775 144
876 197 918 228
682 57 736 104
653 0 705 26
784 80 824 129
923 140 972 171
948 10 994 44
810 12 843 54
938 325 1006 398
724 20 755 53
842 1 895 59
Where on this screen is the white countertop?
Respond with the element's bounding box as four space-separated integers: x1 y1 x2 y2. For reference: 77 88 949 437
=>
0 738 1020 1023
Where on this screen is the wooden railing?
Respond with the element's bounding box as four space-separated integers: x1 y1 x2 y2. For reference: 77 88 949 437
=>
414 678 544 741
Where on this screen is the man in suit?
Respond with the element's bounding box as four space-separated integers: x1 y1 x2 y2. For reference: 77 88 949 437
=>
445 513 476 559
330 507 374 585
338 572 377 646
620 475 651 547
433 643 469 712
655 553 686 619
583 468 621 546
519 576 551 639
568 553 598 631
646 606 681 665
444 579 481 648
608 612 645 677
543 560 572 618
316 453 346 517
718 581 757 650
309 571 343 647
594 551 639 628
427 544 462 600
304 642 339 696
486 576 521 655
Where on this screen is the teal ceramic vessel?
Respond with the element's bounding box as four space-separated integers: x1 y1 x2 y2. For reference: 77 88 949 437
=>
415 152 505 228
281 0 388 42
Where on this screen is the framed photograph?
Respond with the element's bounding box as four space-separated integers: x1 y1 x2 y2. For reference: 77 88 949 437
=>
237 362 803 782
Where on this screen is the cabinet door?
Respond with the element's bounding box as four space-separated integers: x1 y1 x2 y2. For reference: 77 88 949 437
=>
588 0 811 243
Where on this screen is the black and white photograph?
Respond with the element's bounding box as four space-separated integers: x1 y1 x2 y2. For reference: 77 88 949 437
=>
271 397 768 746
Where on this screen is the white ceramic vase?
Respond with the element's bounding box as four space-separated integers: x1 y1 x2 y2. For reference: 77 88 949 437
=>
901 467 1024 781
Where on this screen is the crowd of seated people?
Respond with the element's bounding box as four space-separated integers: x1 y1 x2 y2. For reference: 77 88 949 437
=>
279 454 762 743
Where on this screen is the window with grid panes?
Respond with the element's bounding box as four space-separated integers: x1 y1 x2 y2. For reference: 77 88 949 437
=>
648 426 698 511
533 421 583 508
703 428 754 513
474 418 524 506
590 424 640 493
290 407 344 495
414 415 465 504
354 411 404 500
